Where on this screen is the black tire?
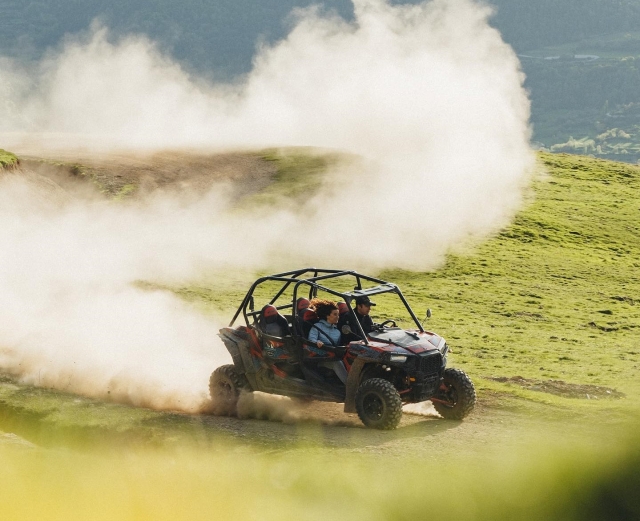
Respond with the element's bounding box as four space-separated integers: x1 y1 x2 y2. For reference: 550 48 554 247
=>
355 378 403 430
209 364 248 416
432 368 476 420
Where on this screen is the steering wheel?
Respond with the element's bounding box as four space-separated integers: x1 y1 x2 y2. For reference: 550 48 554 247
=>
379 320 397 328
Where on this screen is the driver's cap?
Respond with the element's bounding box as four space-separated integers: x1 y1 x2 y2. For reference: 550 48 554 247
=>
355 296 376 306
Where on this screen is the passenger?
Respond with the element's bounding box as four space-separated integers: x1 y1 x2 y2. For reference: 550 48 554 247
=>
308 299 341 348
354 296 375 335
306 298 348 384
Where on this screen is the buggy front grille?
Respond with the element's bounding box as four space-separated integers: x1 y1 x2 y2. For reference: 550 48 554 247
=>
419 353 442 375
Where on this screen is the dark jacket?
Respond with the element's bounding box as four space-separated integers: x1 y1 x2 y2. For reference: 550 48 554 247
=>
354 311 373 335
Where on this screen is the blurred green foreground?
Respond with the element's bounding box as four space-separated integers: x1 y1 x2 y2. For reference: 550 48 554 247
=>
0 431 639 521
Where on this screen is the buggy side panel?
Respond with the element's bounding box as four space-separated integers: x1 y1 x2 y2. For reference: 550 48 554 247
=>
218 327 259 390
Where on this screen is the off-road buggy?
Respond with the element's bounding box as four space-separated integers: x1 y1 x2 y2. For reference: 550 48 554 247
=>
212 268 476 429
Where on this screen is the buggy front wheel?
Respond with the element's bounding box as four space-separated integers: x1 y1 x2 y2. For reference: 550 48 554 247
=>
355 378 403 430
432 368 476 420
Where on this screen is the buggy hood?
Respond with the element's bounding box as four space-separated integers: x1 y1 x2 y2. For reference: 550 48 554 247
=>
367 329 444 354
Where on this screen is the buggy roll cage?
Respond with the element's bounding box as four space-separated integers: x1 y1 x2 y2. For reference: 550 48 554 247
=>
229 268 425 344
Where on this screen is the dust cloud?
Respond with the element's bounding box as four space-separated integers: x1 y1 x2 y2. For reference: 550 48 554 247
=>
403 401 440 417
0 173 234 412
210 391 360 427
0 0 534 411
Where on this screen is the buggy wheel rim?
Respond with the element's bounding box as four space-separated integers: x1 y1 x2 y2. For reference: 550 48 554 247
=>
363 393 384 420
439 383 459 408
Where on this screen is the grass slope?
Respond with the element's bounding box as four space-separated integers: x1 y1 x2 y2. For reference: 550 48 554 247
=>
383 153 640 404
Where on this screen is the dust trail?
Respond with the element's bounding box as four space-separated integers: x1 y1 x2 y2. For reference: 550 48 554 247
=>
0 172 232 412
212 392 439 424
210 391 360 427
0 0 534 410
403 401 440 418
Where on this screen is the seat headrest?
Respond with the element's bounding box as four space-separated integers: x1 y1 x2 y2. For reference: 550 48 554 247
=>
296 297 311 311
338 302 349 315
262 305 278 323
303 309 318 321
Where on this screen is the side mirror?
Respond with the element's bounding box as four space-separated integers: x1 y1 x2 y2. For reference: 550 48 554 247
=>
426 308 432 319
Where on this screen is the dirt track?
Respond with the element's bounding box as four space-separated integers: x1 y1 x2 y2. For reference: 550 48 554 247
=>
0 379 609 459
174 392 614 458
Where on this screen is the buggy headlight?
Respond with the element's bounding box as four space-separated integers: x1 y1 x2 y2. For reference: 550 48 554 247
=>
389 354 407 363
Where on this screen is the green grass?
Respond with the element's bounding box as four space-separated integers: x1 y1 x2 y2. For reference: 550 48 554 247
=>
0 373 225 450
0 149 19 169
379 153 640 403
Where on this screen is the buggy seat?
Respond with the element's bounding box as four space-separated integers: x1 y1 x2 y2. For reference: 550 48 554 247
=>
258 305 290 338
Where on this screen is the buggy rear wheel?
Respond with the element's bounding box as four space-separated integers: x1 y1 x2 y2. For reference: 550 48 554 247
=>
355 378 402 430
432 368 476 420
209 364 248 416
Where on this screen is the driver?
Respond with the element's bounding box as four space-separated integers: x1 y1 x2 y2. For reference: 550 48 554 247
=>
354 296 375 335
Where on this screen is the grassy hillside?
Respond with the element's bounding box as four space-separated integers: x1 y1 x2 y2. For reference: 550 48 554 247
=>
0 150 639 519
392 152 640 401
178 152 640 406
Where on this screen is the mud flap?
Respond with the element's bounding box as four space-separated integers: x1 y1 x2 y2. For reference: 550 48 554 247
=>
344 358 366 413
218 329 256 376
